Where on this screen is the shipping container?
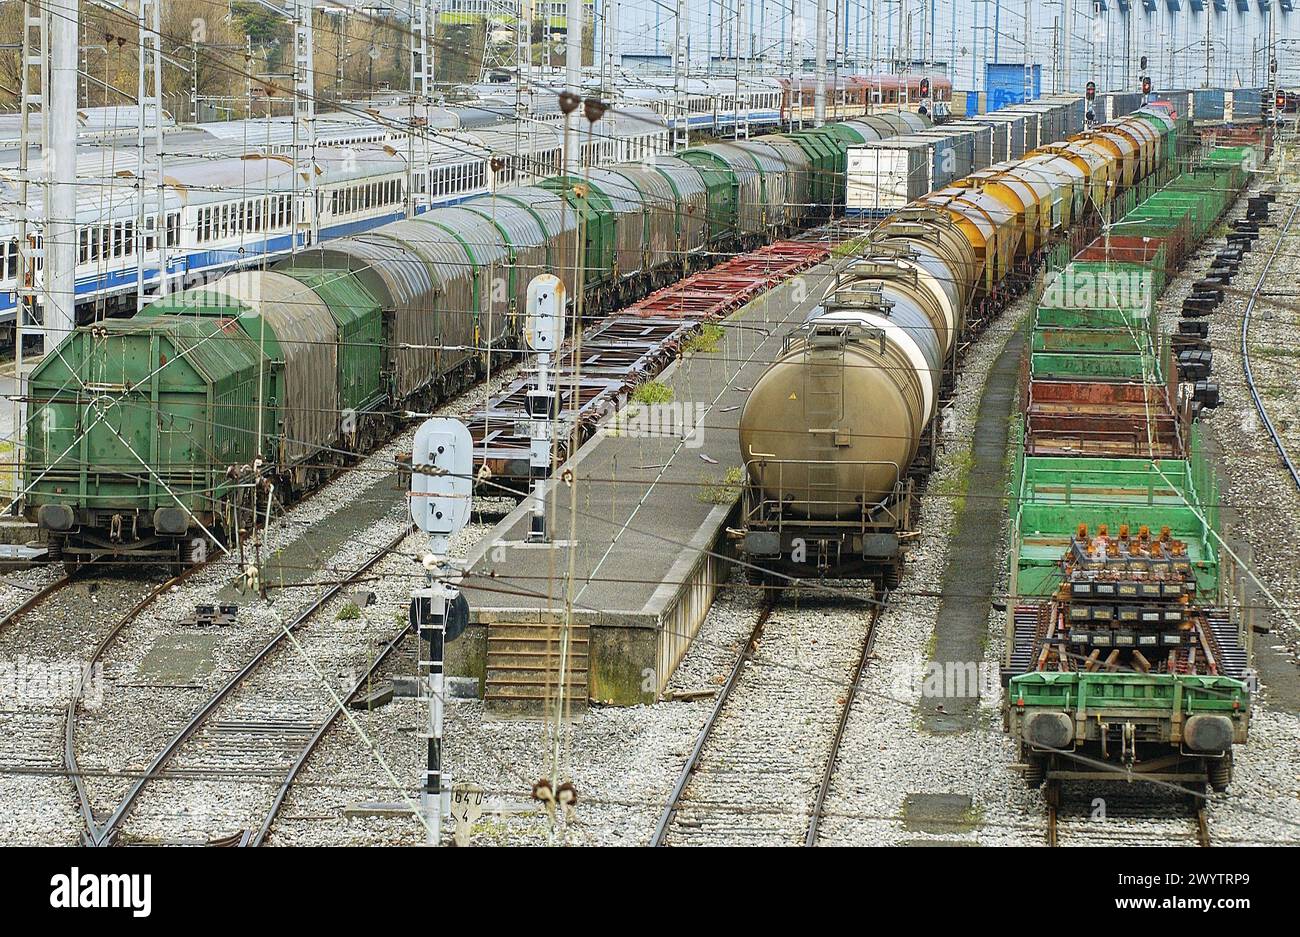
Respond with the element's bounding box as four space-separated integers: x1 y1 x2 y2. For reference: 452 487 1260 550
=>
1041 95 1087 135
1101 91 1145 123
973 111 1028 159
985 62 1042 111
1192 88 1226 122
940 121 995 172
846 137 935 214
915 128 977 181
1227 88 1263 122
952 89 978 118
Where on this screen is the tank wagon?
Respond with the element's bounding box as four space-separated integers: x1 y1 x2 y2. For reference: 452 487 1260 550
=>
737 104 1184 586
1003 147 1254 795
21 112 930 566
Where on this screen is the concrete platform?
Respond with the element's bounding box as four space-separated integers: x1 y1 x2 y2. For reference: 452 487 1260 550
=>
454 264 836 708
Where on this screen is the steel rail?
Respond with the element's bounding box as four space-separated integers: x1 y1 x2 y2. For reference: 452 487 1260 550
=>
87 531 408 846
1241 194 1300 492
650 595 775 847
805 595 886 847
249 526 415 847
65 564 206 845
0 571 73 634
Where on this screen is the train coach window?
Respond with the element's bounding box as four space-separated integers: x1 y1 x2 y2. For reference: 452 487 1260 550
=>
112 222 123 258
79 229 89 264
167 212 179 247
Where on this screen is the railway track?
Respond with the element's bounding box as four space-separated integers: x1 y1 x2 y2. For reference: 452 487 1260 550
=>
0 571 74 636
806 593 885 847
0 567 176 845
71 525 416 846
1045 782 1212 847
651 586 883 847
1241 193 1300 492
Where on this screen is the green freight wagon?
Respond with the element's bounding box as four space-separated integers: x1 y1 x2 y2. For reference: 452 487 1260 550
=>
1031 261 1161 380
23 314 264 562
1007 433 1223 601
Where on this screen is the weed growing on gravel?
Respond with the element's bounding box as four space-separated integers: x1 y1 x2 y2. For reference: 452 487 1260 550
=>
684 324 725 355
698 465 746 504
631 381 674 405
935 448 976 515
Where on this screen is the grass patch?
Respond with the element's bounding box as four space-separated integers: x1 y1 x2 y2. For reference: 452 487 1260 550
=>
697 465 746 504
832 235 871 258
336 601 362 621
683 323 725 356
1251 346 1300 359
934 447 976 516
631 381 674 405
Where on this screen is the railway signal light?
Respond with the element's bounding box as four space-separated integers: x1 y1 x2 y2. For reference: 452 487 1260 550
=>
1085 80 1096 102
919 77 930 99
1141 76 1152 97
1276 90 1287 111
1140 55 1148 72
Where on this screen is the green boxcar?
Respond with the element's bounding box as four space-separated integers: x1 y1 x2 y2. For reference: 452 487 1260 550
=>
23 316 263 553
276 268 385 417
677 148 741 244
774 127 840 208
537 175 617 290
140 271 340 468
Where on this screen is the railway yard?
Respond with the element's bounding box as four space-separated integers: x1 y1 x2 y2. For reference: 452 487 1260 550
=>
3 131 1297 850
0 6 1297 873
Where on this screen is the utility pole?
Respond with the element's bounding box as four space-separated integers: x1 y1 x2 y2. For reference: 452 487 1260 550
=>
1204 9 1210 89
1051 16 1059 94
814 0 827 126
602 0 616 101
519 0 534 122
564 0 584 173
45 0 76 343
789 0 799 130
137 0 166 311
13 0 46 515
1063 0 1071 93
735 0 747 138
673 0 687 150
293 0 317 248
407 0 433 220
1024 0 1032 103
